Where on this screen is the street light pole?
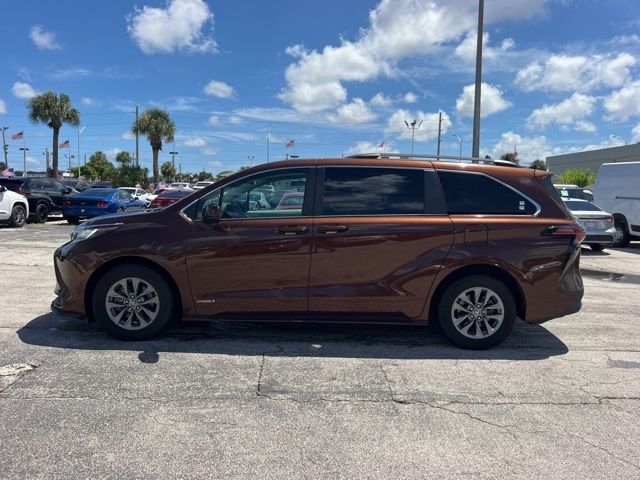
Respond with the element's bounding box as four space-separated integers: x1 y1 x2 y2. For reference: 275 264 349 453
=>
19 147 29 177
472 0 485 158
1 127 8 167
65 154 75 175
267 132 271 163
453 134 463 157
404 119 423 155
169 151 178 182
247 155 254 167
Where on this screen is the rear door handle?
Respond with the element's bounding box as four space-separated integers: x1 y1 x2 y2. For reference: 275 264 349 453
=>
277 225 309 235
317 225 349 234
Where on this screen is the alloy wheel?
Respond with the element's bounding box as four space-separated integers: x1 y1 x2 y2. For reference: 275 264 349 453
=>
450 287 505 339
105 277 160 330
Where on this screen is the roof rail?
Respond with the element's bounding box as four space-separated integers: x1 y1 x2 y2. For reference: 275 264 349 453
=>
346 152 520 167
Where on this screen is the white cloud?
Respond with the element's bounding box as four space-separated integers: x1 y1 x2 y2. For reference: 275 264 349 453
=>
279 0 549 113
208 115 220 126
344 140 396 156
526 93 597 130
104 148 122 159
122 131 135 140
370 92 393 107
48 68 91 80
232 107 305 123
29 25 61 50
573 120 597 133
203 147 220 156
11 81 38 99
81 97 100 106
455 83 511 118
515 52 636 92
403 92 418 103
603 81 640 120
488 131 555 161
632 124 640 143
385 109 451 142
208 160 223 168
228 115 243 125
203 80 235 98
454 31 514 63
182 135 206 147
127 0 217 54
327 98 377 123
0 99 6 114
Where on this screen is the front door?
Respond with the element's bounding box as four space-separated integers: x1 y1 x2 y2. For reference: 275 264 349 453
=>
308 166 454 319
185 167 316 316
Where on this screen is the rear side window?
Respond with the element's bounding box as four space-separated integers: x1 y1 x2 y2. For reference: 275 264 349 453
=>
438 171 537 215
321 167 424 216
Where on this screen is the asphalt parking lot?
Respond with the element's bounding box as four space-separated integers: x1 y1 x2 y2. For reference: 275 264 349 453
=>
1 220 639 479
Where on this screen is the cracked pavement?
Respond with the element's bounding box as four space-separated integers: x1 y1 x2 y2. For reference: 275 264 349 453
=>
0 221 639 479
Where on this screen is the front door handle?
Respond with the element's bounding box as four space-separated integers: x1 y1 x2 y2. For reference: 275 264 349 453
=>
317 225 349 234
277 225 309 235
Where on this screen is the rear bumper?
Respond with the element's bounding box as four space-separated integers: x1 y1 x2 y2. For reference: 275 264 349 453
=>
584 233 613 244
63 206 114 219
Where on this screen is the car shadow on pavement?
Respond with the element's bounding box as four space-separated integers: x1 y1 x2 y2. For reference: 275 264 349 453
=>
18 312 569 361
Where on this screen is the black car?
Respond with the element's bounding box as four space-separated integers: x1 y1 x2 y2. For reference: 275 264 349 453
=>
61 178 93 192
0 177 76 222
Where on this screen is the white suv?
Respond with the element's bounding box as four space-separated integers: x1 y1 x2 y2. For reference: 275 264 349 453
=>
0 185 29 228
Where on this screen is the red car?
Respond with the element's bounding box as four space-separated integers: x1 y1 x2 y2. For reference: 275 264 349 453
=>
276 192 304 210
149 188 195 208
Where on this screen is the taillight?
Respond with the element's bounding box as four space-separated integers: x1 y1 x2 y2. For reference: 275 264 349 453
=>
96 201 109 208
63 199 72 206
604 215 614 223
542 225 586 245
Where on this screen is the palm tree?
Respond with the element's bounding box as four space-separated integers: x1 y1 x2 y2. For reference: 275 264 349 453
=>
132 108 175 184
28 92 80 178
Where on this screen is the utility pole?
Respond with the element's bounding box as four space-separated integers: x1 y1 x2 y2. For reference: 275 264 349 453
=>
65 154 75 175
436 111 443 157
472 0 485 158
43 149 50 172
1 127 8 167
179 163 182 182
83 153 87 167
404 119 422 155
134 105 140 167
19 147 29 177
78 126 86 178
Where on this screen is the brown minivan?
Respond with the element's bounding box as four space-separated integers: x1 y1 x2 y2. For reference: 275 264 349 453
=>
52 155 584 348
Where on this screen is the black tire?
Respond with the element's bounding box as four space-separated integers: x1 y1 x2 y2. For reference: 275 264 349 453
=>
438 275 516 349
91 264 174 340
65 216 80 225
589 244 605 252
612 221 631 248
34 202 49 223
8 204 27 228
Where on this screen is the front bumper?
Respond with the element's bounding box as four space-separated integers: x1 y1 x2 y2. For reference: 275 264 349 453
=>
53 241 102 317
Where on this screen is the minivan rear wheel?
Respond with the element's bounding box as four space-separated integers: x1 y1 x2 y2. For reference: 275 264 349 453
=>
438 275 516 349
612 222 631 248
92 265 174 340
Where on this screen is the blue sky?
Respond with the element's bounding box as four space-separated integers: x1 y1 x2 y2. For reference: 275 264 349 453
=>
1 0 639 174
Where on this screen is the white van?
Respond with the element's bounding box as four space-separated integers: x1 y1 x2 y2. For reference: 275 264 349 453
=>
593 161 640 247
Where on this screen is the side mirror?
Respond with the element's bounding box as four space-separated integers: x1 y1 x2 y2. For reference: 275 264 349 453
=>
0 185 6 192
202 203 220 224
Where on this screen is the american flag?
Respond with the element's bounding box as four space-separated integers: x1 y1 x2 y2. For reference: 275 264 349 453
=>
11 131 23 140
378 141 385 148
286 139 295 148
59 140 70 148
2 168 14 177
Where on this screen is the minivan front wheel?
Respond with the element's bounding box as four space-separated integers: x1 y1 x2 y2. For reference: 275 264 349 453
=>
92 265 174 340
438 275 516 349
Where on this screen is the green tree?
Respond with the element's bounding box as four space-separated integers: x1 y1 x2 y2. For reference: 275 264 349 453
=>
500 152 519 164
85 151 114 180
215 170 234 181
131 108 175 184
197 170 214 181
115 151 133 167
530 159 547 171
556 169 597 188
27 92 80 178
160 161 176 181
0 161 6 171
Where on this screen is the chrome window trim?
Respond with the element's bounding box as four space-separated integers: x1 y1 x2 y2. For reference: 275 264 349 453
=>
438 169 542 217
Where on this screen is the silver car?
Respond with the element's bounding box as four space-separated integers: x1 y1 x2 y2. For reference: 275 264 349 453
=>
563 198 615 251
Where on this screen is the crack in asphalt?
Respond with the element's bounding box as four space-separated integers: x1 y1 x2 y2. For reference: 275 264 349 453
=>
564 430 640 471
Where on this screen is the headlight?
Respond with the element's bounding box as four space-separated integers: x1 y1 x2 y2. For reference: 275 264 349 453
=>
70 223 122 242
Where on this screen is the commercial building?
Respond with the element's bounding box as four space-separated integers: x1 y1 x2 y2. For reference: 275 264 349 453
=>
546 143 640 175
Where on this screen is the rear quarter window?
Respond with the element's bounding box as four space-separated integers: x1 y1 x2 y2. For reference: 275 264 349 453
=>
437 171 537 215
